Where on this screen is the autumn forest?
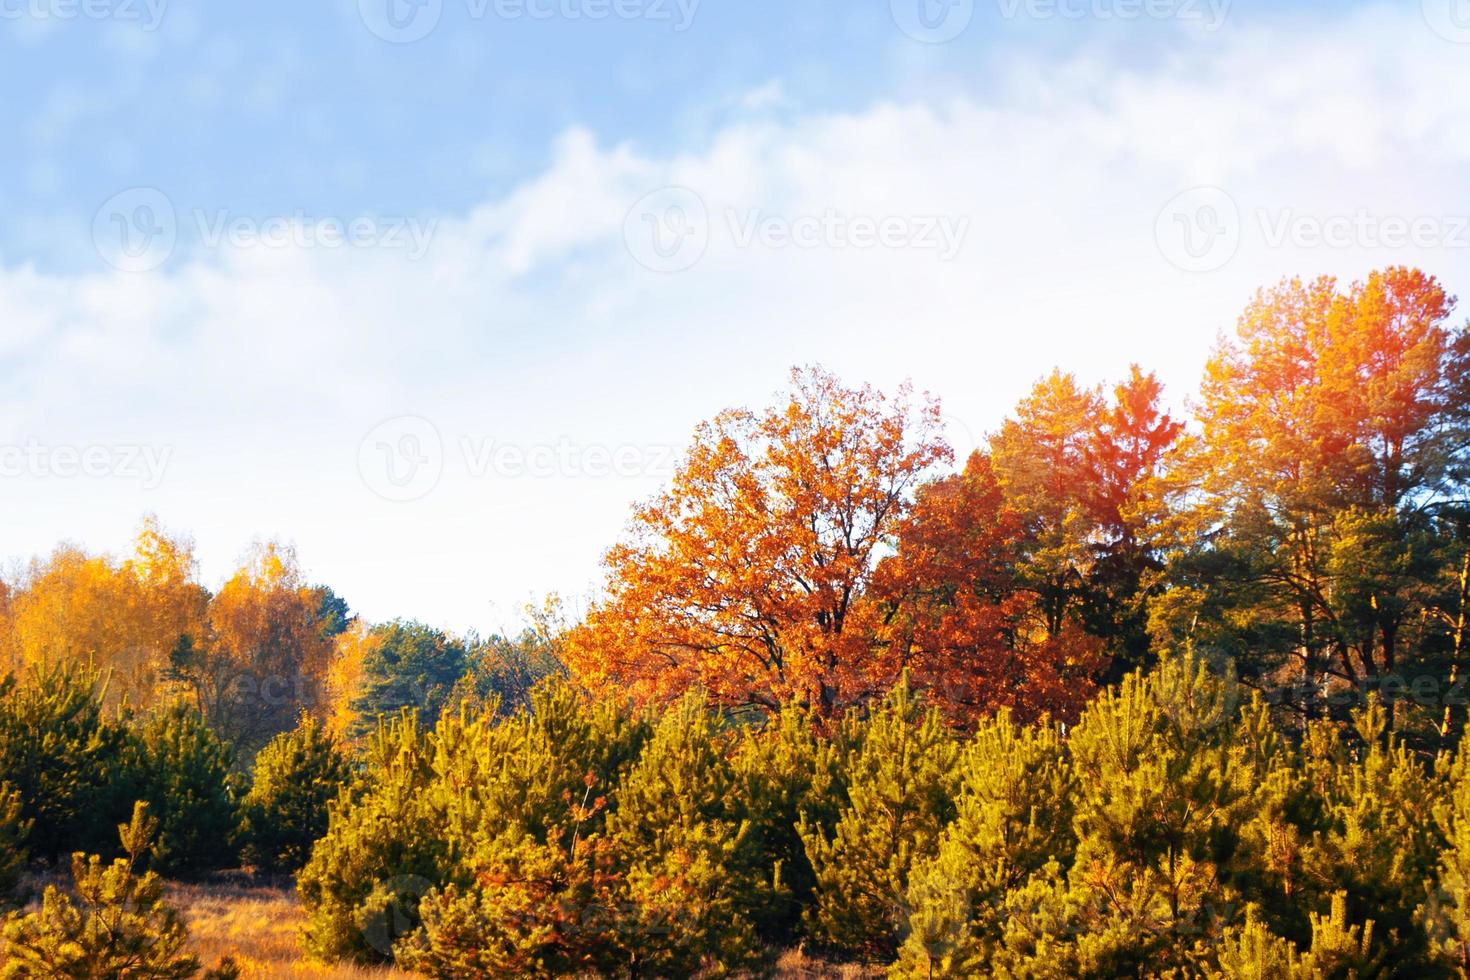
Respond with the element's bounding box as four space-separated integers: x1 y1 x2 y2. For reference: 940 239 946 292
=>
3 266 1470 977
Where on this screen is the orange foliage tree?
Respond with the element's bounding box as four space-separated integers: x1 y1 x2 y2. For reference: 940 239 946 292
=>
989 367 1183 680
322 619 378 742
564 366 950 717
0 580 13 674
175 541 338 755
989 371 1103 638
564 366 1109 724
0 521 348 755
1 517 207 708
871 452 1106 722
1161 267 1470 725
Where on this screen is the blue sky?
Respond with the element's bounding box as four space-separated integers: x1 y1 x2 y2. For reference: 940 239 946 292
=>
2 0 1467 633
5 0 1332 270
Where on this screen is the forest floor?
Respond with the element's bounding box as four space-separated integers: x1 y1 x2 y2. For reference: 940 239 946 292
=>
172 879 879 977
173 879 879 976
20 872 873 978
170 878 409 979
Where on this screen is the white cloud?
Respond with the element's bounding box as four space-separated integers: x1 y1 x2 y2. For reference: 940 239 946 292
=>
0 3 1465 633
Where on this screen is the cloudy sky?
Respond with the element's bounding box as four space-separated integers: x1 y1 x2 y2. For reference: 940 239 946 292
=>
1 0 1467 634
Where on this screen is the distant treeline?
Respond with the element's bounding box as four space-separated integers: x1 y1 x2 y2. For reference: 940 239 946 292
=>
0 527 561 764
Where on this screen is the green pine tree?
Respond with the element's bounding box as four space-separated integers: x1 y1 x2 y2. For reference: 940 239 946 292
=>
240 714 354 874
802 677 960 962
0 802 236 980
0 664 136 860
1214 908 1314 979
396 788 627 976
608 692 774 977
1296 701 1441 971
1299 892 1384 978
0 784 31 908
996 651 1260 977
733 698 848 943
892 709 1074 978
348 620 469 738
303 678 651 967
298 710 449 963
1420 730 1470 975
131 700 238 877
392 679 648 975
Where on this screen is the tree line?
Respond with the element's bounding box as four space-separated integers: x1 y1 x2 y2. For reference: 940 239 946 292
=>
1 264 1469 976
3 266 1464 751
565 266 1470 748
0 529 560 762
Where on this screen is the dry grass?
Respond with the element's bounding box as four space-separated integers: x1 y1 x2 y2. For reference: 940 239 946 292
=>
771 948 882 978
169 879 410 979
169 881 872 978
16 874 869 978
